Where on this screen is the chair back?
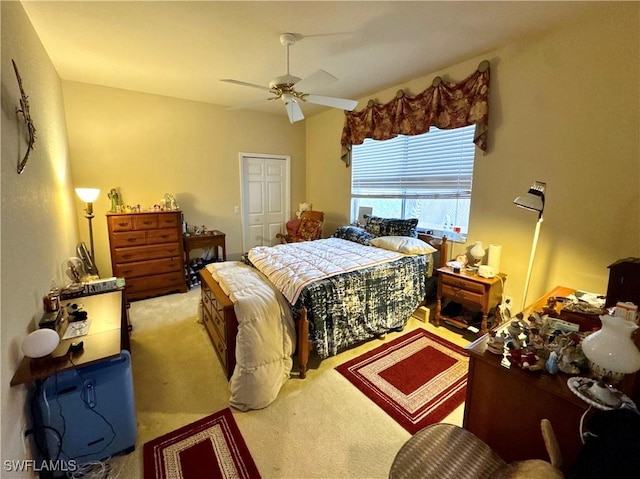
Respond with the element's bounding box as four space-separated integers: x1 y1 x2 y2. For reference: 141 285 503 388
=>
300 210 324 222
276 211 324 243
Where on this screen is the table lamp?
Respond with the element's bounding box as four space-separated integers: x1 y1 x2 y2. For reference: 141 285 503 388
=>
514 181 546 311
75 187 100 276
574 314 640 408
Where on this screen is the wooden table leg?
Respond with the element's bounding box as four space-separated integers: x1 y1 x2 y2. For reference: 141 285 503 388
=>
480 311 489 335
434 296 442 326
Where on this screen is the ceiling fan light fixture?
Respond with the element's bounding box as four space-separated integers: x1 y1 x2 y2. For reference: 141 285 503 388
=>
222 32 358 120
282 93 295 105
269 74 301 90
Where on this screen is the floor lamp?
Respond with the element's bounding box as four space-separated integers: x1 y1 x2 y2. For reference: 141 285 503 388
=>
513 181 546 312
75 187 100 277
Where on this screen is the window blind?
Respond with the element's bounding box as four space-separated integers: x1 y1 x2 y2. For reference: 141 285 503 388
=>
351 125 477 199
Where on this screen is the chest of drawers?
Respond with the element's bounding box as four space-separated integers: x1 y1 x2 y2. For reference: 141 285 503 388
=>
199 268 238 379
435 267 506 334
107 211 187 300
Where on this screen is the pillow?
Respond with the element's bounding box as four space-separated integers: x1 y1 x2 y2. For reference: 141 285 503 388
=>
370 236 437 255
363 214 418 238
332 225 375 245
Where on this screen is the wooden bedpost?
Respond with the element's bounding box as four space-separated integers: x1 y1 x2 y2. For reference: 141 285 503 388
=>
297 307 309 379
439 235 449 268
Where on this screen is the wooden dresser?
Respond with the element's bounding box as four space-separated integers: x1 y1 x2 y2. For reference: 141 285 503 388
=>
199 268 238 379
107 211 188 300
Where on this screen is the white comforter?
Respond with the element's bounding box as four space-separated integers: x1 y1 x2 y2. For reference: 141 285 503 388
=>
205 261 296 411
248 237 404 304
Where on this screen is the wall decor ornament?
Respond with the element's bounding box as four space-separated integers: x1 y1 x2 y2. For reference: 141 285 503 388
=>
12 60 37 174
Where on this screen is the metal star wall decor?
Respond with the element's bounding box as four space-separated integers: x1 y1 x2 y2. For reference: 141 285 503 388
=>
12 59 37 174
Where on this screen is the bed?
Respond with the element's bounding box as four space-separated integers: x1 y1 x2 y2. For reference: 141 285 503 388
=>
200 222 448 410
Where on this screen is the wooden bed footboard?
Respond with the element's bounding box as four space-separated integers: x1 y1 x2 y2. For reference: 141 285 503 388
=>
296 308 309 379
199 268 310 379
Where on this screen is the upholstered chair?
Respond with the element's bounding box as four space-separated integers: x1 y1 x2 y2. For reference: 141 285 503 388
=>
276 211 324 243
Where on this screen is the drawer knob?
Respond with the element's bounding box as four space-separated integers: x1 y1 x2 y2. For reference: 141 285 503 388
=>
122 254 132 259
118 222 128 227
127 238 137 243
123 269 133 275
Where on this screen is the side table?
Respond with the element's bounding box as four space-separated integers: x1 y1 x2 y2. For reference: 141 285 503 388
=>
183 230 226 262
435 266 506 334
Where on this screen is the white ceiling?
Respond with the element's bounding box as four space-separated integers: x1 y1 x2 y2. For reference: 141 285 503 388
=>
22 1 600 119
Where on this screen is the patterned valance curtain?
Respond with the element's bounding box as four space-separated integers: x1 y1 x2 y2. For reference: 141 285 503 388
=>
341 61 490 166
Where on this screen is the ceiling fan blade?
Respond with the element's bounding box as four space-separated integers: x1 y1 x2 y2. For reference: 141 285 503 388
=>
304 94 358 111
285 99 305 123
294 69 337 93
220 79 271 91
226 97 276 111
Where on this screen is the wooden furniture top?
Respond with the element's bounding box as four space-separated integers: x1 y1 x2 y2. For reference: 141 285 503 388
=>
437 266 506 284
10 290 124 387
466 324 587 409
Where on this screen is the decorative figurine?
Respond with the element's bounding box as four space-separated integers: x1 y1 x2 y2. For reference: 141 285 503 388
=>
545 351 559 374
108 188 121 212
161 193 179 211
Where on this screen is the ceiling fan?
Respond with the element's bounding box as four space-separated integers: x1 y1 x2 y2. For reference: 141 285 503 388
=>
221 33 359 123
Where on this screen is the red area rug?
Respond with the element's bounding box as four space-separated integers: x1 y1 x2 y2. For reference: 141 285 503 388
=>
143 408 261 479
336 328 469 434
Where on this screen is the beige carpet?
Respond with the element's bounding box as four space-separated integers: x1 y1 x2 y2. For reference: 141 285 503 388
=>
111 287 470 478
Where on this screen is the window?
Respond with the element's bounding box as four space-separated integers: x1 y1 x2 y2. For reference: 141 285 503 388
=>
350 124 477 241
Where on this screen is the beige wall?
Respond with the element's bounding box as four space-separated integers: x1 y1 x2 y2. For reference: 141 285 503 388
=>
62 82 306 275
1 1 80 467
306 2 640 311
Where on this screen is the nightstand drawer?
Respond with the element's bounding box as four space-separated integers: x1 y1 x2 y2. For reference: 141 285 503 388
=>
441 274 486 294
441 284 484 305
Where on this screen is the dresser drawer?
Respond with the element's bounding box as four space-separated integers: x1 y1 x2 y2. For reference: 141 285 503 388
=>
441 284 485 305
114 243 182 263
212 307 228 339
441 274 486 294
108 215 134 232
125 270 185 294
207 320 227 370
146 228 180 244
133 214 159 230
111 231 147 248
158 214 180 229
114 257 183 278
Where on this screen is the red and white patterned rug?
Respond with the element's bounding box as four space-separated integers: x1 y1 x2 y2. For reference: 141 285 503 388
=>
143 408 261 479
336 328 469 434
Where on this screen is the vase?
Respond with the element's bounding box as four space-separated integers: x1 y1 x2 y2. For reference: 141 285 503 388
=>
581 315 640 381
469 241 485 266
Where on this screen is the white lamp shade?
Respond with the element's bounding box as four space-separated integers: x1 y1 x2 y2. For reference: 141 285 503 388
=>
582 315 640 376
75 188 100 203
22 329 60 358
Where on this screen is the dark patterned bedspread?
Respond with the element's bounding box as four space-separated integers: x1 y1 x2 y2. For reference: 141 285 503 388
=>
293 254 429 358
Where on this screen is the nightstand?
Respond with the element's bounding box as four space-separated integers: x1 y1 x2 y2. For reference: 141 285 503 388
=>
434 267 506 334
